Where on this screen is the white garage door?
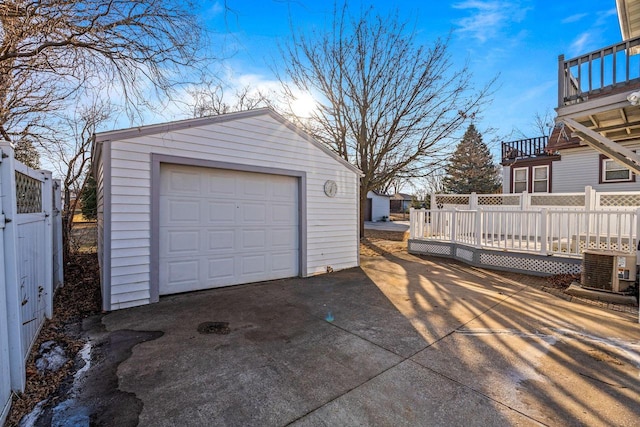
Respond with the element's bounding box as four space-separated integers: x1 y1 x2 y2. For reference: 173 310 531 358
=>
159 164 299 295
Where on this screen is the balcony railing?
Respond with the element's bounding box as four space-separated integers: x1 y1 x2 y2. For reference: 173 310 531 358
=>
501 136 548 163
559 35 640 107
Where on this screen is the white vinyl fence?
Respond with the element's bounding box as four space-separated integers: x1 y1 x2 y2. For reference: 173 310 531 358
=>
417 188 640 257
411 207 639 257
0 142 63 425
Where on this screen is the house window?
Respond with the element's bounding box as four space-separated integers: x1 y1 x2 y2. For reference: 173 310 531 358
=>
599 154 635 184
532 165 549 193
513 168 528 193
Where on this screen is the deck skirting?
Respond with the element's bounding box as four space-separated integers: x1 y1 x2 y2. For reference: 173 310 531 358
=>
408 239 582 277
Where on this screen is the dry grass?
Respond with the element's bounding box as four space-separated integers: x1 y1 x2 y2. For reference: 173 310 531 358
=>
68 222 98 254
360 229 408 257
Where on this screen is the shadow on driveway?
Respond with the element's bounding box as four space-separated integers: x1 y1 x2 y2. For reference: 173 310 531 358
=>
69 250 639 426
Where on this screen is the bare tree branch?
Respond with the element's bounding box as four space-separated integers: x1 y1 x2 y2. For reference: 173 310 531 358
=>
0 0 208 147
277 4 494 234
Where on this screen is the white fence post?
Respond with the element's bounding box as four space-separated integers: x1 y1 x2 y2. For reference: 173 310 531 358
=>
450 209 457 243
470 192 478 210
0 149 13 425
42 171 53 319
522 191 530 210
53 179 64 288
0 143 25 392
540 208 548 254
585 185 595 210
475 208 482 248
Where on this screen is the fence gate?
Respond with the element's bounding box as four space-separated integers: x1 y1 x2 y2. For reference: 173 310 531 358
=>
0 142 62 422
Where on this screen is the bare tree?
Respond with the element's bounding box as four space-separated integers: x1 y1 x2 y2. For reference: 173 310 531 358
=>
185 80 273 118
278 5 493 235
532 109 555 138
0 0 206 146
47 101 114 258
512 108 555 140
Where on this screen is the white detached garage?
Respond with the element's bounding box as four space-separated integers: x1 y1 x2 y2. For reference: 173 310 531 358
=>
92 108 361 311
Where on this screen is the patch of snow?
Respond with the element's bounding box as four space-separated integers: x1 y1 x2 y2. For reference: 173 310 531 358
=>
18 399 48 427
74 343 92 381
35 341 68 373
51 399 90 427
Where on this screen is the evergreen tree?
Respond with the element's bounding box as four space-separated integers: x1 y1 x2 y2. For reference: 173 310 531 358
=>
14 139 40 169
442 124 501 194
80 172 97 221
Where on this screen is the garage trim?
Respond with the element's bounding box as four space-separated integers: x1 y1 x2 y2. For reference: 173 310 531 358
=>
150 154 307 302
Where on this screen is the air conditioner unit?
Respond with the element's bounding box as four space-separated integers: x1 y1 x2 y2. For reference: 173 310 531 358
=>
581 250 637 293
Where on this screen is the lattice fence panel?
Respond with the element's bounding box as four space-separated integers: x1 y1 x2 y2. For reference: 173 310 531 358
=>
408 241 452 256
435 195 470 207
599 194 640 207
456 247 474 262
478 253 581 275
16 172 42 213
477 195 521 206
531 194 584 206
576 238 631 253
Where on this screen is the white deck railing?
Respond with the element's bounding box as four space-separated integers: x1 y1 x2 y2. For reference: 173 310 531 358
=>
410 207 640 257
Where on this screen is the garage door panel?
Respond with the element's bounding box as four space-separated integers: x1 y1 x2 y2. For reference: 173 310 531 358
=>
208 201 236 223
167 230 200 253
272 252 297 272
167 260 199 284
160 164 299 295
242 203 267 223
207 174 236 196
271 180 296 199
207 258 235 280
272 203 297 223
242 255 266 275
208 230 235 250
272 228 297 248
167 199 200 222
242 229 266 249
242 178 267 198
166 170 201 193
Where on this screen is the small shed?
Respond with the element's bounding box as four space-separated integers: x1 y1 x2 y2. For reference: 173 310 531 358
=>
365 191 391 221
92 108 362 311
391 193 413 213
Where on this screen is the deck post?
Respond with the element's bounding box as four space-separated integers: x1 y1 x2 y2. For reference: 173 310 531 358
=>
450 209 457 243
558 54 565 107
540 208 548 254
475 208 482 248
470 192 478 210
637 208 640 324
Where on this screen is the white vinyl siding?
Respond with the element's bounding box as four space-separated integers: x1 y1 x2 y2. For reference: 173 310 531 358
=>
96 112 359 310
553 144 640 192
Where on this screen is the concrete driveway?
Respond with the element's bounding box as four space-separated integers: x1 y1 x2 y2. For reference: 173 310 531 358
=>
90 251 640 426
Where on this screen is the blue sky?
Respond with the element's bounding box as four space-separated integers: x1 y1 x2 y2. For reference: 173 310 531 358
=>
183 0 622 154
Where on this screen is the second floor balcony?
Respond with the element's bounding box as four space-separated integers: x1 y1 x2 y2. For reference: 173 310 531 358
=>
501 136 550 165
556 35 640 146
558 35 640 107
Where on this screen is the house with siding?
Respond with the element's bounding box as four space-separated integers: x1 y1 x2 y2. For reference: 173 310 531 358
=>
92 108 362 311
501 0 640 194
